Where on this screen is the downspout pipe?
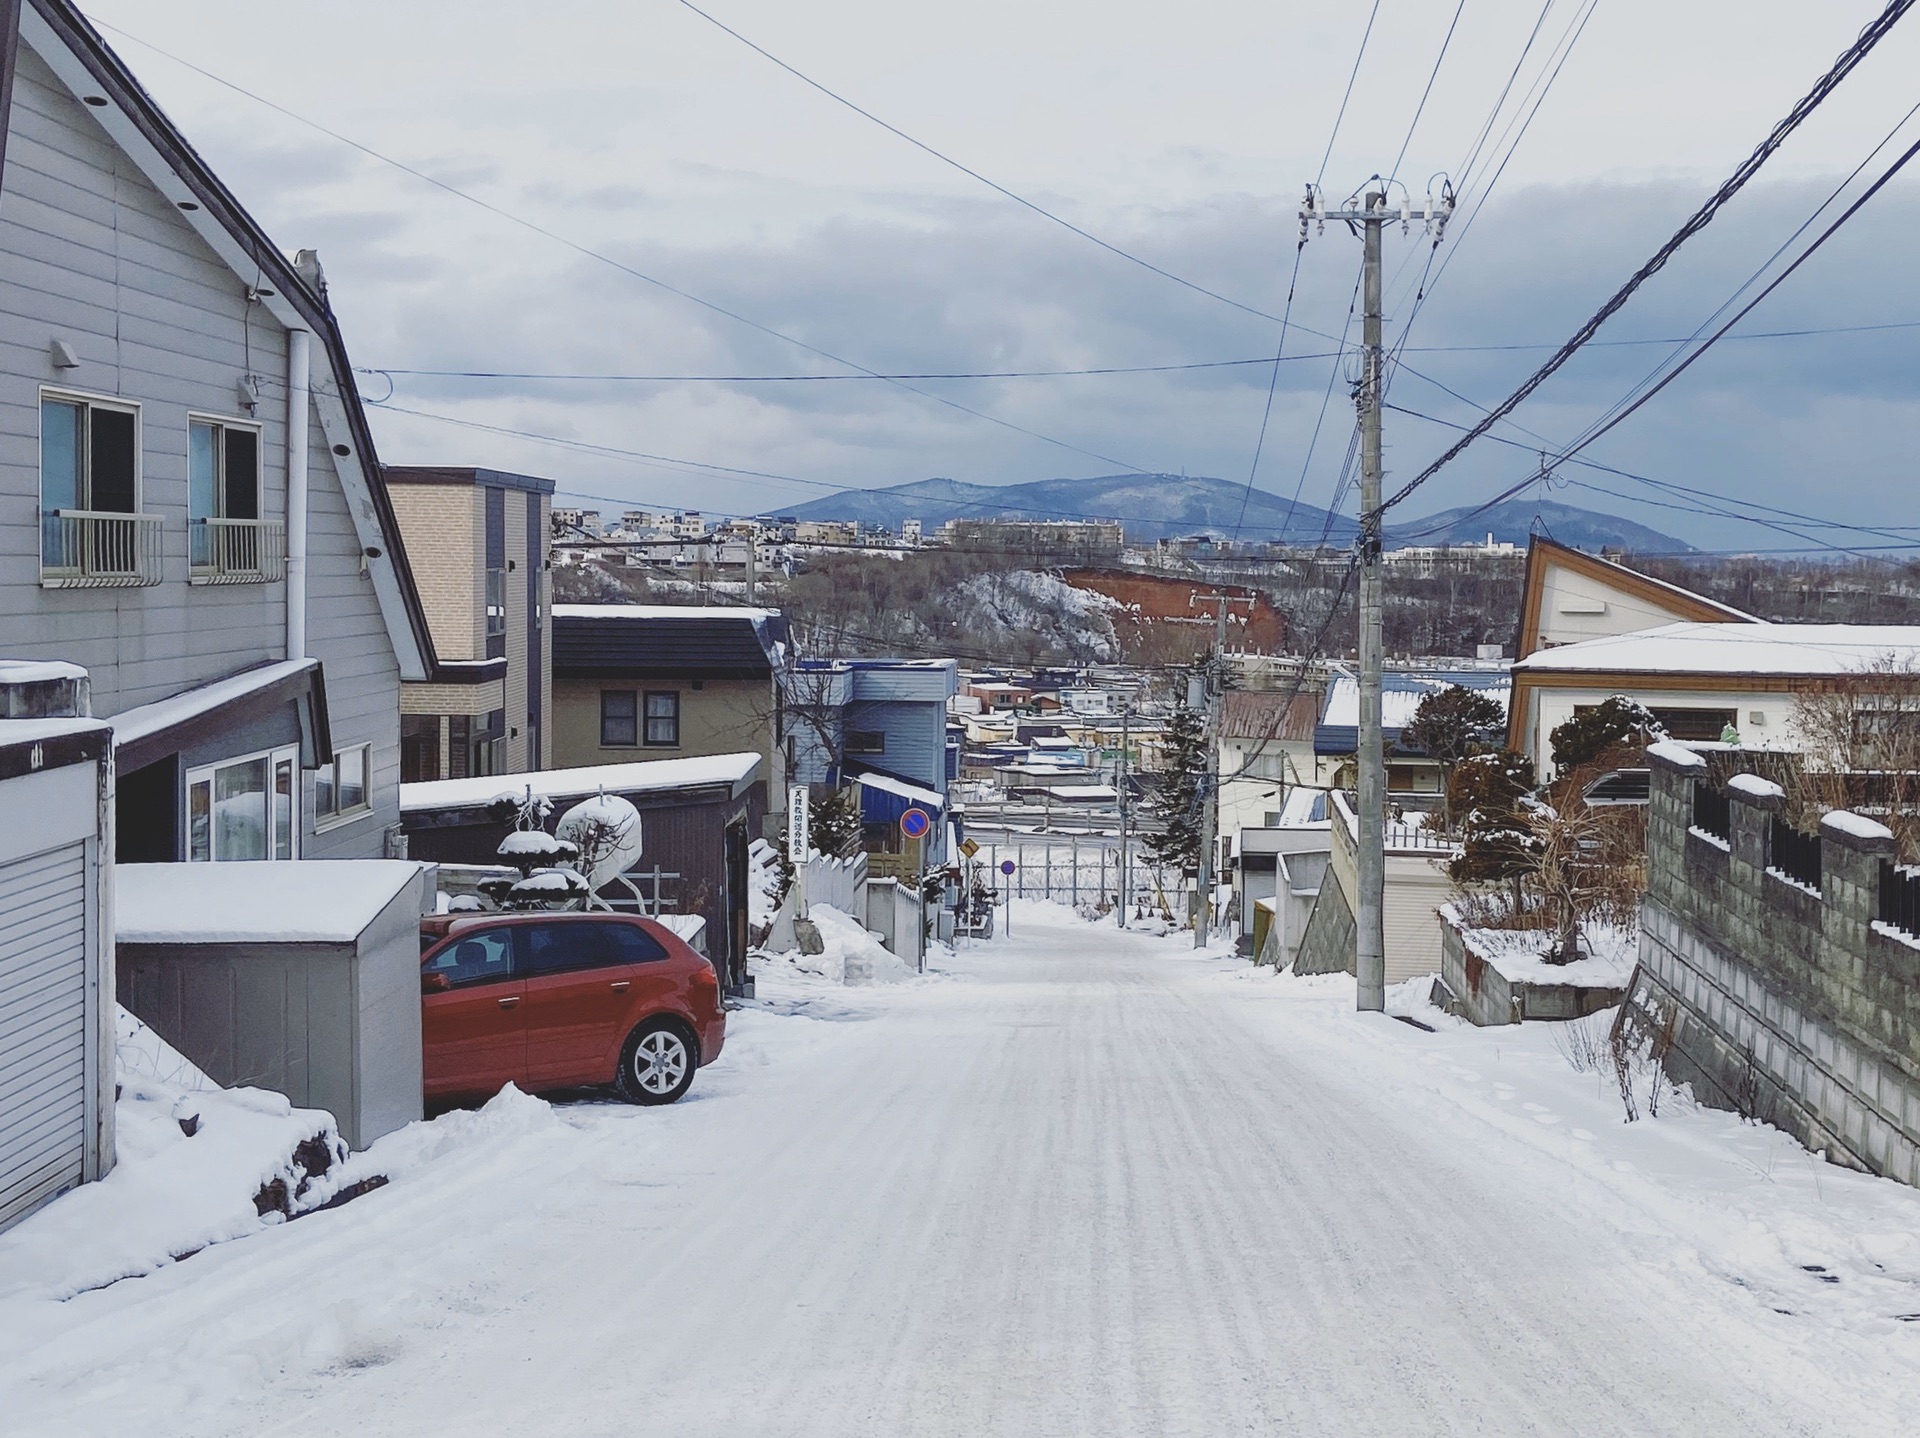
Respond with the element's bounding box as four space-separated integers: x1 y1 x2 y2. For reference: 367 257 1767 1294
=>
286 327 310 660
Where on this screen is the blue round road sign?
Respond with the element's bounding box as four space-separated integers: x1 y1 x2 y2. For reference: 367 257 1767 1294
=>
1000 859 1017 876
900 807 932 840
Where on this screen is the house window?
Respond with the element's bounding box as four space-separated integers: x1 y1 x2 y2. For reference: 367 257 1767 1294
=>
188 417 268 577
471 709 507 776
601 690 638 747
846 730 886 755
485 567 508 647
187 746 298 862
314 743 372 826
41 392 151 580
644 691 680 747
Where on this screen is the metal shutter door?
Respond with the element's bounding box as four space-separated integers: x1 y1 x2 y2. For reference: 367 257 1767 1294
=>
0 842 88 1230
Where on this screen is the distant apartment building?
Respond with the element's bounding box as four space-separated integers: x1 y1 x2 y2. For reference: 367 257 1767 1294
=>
902 518 922 545
552 507 600 537
795 520 860 546
387 467 553 781
938 518 1124 558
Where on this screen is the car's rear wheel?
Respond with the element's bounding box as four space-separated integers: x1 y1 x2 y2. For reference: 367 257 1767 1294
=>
615 1019 696 1105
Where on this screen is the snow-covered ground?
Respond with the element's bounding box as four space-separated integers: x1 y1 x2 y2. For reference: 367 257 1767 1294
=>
2 905 1917 1435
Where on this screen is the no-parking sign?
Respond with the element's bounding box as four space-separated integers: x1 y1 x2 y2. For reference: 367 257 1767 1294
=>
900 807 932 841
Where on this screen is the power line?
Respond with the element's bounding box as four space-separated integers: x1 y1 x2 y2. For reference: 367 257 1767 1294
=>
1377 0 1918 518
347 316 1920 388
672 0 1290 329
92 18 1166 479
1319 0 1384 186
1389 1 1469 185
1558 92 1920 457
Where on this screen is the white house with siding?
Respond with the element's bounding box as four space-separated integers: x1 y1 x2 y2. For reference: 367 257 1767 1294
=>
0 0 440 865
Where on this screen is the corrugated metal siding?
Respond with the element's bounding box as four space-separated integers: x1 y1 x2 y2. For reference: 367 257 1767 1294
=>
0 841 87 1229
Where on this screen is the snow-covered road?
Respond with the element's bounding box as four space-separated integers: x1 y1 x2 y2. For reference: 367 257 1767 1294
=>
4 905 1918 1435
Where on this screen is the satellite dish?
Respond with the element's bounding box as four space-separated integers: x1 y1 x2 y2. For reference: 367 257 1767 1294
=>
555 793 644 891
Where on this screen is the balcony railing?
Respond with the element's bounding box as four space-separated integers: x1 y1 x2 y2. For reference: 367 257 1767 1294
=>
190 517 287 584
40 509 164 588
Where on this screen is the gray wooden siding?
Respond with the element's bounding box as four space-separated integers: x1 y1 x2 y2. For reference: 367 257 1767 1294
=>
0 44 403 861
0 48 287 711
303 422 402 860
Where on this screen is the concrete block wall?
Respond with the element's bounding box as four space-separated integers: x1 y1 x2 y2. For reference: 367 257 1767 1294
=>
1632 747 1920 1186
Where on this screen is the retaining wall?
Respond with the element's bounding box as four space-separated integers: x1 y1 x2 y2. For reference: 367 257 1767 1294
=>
1628 747 1920 1186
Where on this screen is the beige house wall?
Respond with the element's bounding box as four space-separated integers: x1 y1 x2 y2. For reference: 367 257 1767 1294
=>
389 485 483 660
552 676 779 790
400 680 505 716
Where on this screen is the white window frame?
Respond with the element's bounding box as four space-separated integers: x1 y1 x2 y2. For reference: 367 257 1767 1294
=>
39 386 144 515
313 742 375 831
186 410 264 520
185 744 300 863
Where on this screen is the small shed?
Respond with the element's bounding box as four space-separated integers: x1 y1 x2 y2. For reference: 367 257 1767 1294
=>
116 861 432 1149
0 702 114 1234
398 754 761 993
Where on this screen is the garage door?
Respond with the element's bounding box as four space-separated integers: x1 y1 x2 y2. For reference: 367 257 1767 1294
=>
0 841 89 1230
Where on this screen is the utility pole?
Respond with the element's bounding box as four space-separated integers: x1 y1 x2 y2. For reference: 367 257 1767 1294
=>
1116 701 1130 929
1300 178 1453 1011
1190 591 1254 950
745 533 757 605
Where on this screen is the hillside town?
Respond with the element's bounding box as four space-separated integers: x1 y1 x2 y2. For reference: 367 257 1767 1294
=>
4 3 1920 1435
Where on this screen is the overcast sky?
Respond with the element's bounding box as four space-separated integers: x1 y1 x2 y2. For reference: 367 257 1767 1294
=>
74 0 1920 550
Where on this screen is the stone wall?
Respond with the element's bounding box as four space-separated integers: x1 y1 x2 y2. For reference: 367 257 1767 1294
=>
1629 745 1920 1186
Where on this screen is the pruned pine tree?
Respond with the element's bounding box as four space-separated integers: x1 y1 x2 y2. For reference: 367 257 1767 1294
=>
1549 695 1664 777
1145 700 1206 874
1448 750 1541 907
1402 684 1506 829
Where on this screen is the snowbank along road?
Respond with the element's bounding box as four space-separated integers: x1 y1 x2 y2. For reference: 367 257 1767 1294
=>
2 904 1918 1435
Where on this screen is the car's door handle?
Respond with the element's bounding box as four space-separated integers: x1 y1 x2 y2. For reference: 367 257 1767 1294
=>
498 995 521 1009
609 981 631 992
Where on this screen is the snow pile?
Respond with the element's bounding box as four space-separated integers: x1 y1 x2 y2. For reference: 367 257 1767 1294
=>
747 837 784 929
777 904 914 986
0 1011 351 1303
951 570 1120 661
331 1085 559 1192
1442 904 1638 989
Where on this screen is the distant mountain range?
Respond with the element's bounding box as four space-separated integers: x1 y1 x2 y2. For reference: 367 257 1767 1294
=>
783 475 1693 553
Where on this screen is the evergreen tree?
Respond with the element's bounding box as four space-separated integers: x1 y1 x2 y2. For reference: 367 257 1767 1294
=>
807 785 864 859
1145 699 1206 872
1549 695 1663 776
1402 684 1506 827
1447 750 1541 897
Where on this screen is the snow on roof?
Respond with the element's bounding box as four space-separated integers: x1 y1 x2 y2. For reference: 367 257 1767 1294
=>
551 604 779 622
1511 622 1920 677
117 861 426 944
1039 784 1118 800
107 659 316 747
0 658 88 684
402 754 761 813
0 716 109 745
1320 673 1511 731
855 771 945 809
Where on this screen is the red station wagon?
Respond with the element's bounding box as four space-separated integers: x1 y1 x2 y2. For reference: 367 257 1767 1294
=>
419 912 725 1106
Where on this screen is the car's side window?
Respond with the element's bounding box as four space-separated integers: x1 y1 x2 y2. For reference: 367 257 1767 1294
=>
425 928 515 987
518 921 620 977
600 922 668 965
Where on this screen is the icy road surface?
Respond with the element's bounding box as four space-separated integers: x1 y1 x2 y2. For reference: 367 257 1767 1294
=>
5 904 1919 1435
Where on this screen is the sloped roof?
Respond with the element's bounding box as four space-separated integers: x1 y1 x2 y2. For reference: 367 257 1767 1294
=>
3 0 435 678
552 606 783 678
1514 535 1753 660
1510 622 1920 677
1218 690 1320 742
